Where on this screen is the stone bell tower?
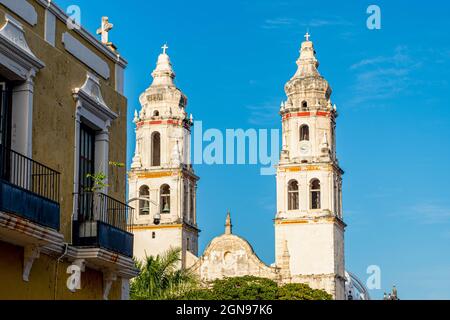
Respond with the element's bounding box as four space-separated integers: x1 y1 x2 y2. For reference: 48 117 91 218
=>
274 33 346 299
129 45 199 267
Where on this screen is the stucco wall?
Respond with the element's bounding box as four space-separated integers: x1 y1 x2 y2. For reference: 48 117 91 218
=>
0 241 122 300
0 0 128 300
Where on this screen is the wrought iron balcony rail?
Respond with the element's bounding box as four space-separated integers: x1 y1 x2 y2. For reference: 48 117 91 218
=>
0 144 60 230
75 192 134 233
73 192 134 256
0 144 60 203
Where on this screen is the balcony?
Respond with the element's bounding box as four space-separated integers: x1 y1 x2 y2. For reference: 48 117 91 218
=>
0 145 60 230
73 192 134 257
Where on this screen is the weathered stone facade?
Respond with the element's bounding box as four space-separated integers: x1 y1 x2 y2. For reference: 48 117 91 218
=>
190 214 284 282
0 0 137 300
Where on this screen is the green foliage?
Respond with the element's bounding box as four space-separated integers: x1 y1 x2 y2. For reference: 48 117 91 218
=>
85 161 125 192
130 248 198 300
210 276 278 300
130 249 332 301
178 276 333 301
278 283 332 300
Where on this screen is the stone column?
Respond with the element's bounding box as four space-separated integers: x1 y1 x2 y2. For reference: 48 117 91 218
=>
11 72 35 157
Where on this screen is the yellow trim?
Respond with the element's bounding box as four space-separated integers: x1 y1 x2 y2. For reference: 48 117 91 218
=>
282 165 332 173
136 171 179 179
275 217 337 225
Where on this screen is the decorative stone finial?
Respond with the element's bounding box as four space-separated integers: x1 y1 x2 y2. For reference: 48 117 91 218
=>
292 33 320 79
225 211 232 235
282 240 290 257
151 44 176 86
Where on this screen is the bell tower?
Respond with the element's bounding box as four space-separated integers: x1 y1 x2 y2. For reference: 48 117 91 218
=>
129 45 199 267
274 34 346 299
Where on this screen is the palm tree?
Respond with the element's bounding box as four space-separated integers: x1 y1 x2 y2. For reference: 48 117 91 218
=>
130 248 197 300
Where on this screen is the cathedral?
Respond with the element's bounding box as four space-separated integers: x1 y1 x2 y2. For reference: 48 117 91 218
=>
129 34 349 300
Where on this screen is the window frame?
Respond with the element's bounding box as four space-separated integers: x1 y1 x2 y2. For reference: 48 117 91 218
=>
310 179 321 210
288 180 299 211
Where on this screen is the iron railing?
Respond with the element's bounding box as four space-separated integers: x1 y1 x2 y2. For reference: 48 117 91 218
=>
76 192 134 233
0 144 60 203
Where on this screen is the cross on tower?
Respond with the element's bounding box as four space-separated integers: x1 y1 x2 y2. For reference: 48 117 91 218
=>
162 44 169 54
96 17 114 44
304 32 311 42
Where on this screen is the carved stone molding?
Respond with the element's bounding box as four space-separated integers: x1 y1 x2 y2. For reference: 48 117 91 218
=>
0 0 38 26
103 271 117 300
0 14 45 80
73 73 117 124
62 32 110 79
23 245 41 282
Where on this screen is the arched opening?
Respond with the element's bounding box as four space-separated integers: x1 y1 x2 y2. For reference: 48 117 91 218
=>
139 185 150 215
151 132 161 166
302 101 308 110
160 184 170 214
288 180 299 210
153 110 160 117
300 125 310 141
310 179 321 210
189 185 195 222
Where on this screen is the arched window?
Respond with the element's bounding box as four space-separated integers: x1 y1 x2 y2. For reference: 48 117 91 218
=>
302 101 308 110
288 180 299 211
300 125 310 141
160 184 170 214
310 179 321 210
189 186 195 222
151 132 161 166
139 185 150 215
153 110 159 117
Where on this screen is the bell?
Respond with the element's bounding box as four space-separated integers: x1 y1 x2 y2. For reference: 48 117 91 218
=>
162 202 170 213
153 212 161 225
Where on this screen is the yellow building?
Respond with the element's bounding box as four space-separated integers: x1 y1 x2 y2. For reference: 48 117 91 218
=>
0 0 138 300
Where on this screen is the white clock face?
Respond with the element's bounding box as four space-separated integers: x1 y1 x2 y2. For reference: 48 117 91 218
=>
300 142 311 155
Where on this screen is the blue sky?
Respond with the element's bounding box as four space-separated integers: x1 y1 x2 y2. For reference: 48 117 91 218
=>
56 0 450 299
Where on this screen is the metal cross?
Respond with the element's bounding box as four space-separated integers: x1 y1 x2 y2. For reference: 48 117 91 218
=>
162 44 169 54
304 32 311 41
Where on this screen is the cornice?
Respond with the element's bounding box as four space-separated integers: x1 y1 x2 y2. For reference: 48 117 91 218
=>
35 0 127 68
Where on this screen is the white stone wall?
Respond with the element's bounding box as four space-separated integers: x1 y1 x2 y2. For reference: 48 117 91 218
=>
274 37 346 300
129 51 198 265
133 227 182 263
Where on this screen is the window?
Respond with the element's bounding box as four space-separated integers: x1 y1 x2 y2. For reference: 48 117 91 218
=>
139 185 150 215
302 101 308 110
151 132 161 166
288 180 299 211
310 179 321 210
79 124 96 193
153 110 159 117
78 124 96 221
0 81 12 148
187 237 190 252
183 182 188 220
152 232 156 239
189 186 195 222
160 184 170 214
300 125 309 141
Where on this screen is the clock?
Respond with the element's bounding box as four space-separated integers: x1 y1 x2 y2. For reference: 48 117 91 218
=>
300 141 311 155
